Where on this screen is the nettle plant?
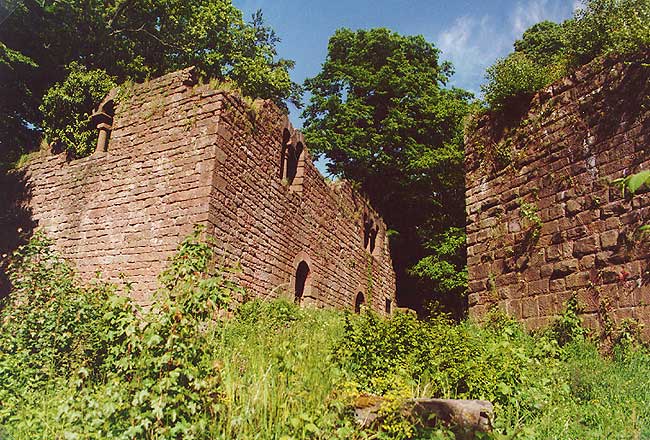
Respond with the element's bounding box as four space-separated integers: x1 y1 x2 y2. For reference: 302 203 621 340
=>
613 169 650 236
0 225 243 438
518 199 543 240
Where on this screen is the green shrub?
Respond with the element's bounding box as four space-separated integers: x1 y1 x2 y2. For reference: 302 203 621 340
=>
0 232 137 401
545 294 588 346
566 0 650 65
157 224 240 319
0 226 242 438
235 297 304 329
482 52 560 110
40 62 116 158
334 308 562 416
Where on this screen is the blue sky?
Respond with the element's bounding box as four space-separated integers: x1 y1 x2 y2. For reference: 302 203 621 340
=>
234 0 581 126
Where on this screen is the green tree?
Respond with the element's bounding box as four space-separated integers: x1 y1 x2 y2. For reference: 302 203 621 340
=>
40 63 116 158
302 28 471 316
0 0 299 160
0 42 39 166
565 0 650 65
513 20 567 66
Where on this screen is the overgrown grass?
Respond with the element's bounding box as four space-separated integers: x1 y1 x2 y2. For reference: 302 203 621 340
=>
1 231 649 439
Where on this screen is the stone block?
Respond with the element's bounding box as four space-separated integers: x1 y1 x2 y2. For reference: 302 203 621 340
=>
538 294 556 316
552 259 579 278
600 230 619 249
550 278 566 292
528 279 550 296
566 271 591 289
566 199 581 215
506 299 522 318
522 298 539 318
573 236 599 256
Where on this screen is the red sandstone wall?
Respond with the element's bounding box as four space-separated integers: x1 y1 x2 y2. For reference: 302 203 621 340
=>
203 93 395 312
465 52 650 336
23 67 396 313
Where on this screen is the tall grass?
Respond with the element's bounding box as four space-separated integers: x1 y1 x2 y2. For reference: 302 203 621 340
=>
211 301 353 439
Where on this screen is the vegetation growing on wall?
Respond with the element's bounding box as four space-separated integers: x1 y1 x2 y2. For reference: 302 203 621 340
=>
614 169 650 235
482 0 650 110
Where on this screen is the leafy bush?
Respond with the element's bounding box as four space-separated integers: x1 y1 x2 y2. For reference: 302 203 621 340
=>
334 308 650 438
39 62 116 158
545 294 588 346
0 233 136 403
235 297 305 329
0 226 242 438
157 224 240 319
334 309 562 412
566 0 650 65
482 52 561 110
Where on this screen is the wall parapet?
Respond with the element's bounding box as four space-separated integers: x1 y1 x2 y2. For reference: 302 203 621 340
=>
465 51 650 336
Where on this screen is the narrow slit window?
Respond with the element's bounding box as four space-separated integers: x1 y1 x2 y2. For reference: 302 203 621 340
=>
279 128 291 179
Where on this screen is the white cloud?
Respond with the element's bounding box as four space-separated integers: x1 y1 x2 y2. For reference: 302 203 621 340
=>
511 0 574 37
573 0 586 12
437 0 576 94
437 15 510 94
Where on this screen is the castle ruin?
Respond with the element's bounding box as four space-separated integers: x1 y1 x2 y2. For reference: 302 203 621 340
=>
21 67 397 313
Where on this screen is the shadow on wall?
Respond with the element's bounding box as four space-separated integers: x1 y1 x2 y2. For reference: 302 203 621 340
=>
0 167 35 298
587 56 650 146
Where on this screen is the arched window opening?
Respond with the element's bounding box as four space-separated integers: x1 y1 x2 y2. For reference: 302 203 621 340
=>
280 134 305 192
385 298 392 314
294 261 310 304
354 292 365 314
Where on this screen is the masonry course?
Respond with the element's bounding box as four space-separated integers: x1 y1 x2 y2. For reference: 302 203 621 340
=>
22 67 397 313
465 51 650 337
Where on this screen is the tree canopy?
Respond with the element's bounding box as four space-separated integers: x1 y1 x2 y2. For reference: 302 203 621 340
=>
302 28 472 315
0 0 299 162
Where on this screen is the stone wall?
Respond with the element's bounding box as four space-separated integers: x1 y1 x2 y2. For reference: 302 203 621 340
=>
465 52 650 336
23 67 396 313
